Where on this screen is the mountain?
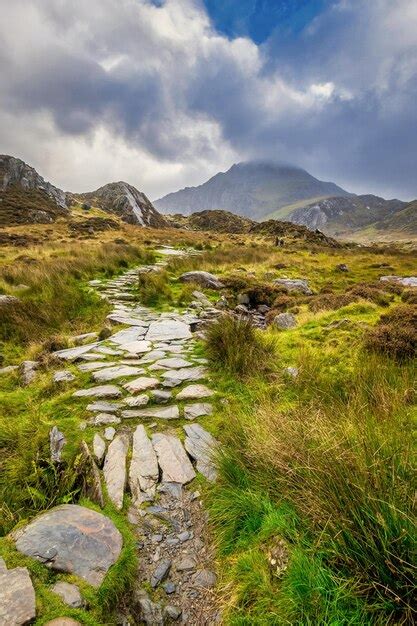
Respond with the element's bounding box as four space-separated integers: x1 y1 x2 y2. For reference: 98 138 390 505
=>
374 199 417 236
0 155 69 226
71 182 168 228
154 161 351 219
287 194 407 235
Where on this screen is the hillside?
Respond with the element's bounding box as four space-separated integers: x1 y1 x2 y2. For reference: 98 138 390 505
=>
374 199 417 235
154 161 350 219
284 194 407 235
0 155 69 226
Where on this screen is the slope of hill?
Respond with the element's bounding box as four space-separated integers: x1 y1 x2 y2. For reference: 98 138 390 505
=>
374 200 417 235
0 155 69 226
286 194 408 235
70 182 168 228
154 161 351 219
167 209 254 233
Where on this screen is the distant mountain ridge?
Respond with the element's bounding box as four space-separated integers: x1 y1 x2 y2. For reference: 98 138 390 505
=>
0 155 167 228
154 161 351 219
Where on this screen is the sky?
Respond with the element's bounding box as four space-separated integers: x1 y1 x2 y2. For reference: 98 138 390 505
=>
0 0 416 201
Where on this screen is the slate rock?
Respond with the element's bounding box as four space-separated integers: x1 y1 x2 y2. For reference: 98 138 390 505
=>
104 426 116 441
103 434 129 509
14 504 122 587
124 376 159 393
183 423 219 481
78 361 118 372
135 589 163 625
151 389 172 404
121 405 179 420
123 394 149 407
176 384 215 400
49 426 66 463
179 271 224 290
44 619 82 626
109 328 146 345
53 344 98 361
184 403 213 420
273 278 312 295
150 559 171 588
93 433 106 462
153 357 193 370
73 385 122 398
92 365 144 382
53 370 75 383
146 319 192 342
152 433 196 484
89 412 121 426
175 556 197 571
20 360 39 386
86 400 122 412
191 568 217 589
129 425 159 503
164 605 182 620
0 565 36 626
120 340 152 354
161 366 207 386
51 581 84 608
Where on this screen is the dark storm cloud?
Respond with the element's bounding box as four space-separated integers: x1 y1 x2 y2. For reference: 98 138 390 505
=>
0 0 416 198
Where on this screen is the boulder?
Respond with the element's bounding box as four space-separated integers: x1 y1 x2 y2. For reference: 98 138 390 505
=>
14 504 122 587
179 271 224 290
273 313 297 330
0 564 36 625
273 278 312 295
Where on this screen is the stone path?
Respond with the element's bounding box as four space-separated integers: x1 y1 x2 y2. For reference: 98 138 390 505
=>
52 252 221 624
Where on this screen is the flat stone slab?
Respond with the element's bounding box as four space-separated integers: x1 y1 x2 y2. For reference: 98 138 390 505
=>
129 425 159 503
152 433 196 484
124 376 159 393
78 361 117 372
184 403 213 420
103 434 129 509
121 405 179 420
120 340 152 354
0 565 36 625
89 413 121 426
183 423 218 481
152 357 194 370
161 366 207 386
92 365 144 382
176 385 215 400
107 313 149 326
146 320 192 342
53 370 76 383
14 504 122 587
73 385 122 398
53 344 99 361
93 433 106 462
179 271 224 289
123 394 149 407
109 328 146 345
95 346 123 356
86 401 122 412
51 581 83 608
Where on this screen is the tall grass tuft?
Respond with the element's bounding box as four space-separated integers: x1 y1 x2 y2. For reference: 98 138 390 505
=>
205 316 278 377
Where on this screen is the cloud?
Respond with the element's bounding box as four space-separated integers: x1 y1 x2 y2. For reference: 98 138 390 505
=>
0 0 416 199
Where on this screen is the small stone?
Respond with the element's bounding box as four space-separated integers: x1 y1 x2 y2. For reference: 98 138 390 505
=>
151 389 172 404
191 568 217 589
163 581 176 594
124 394 149 407
86 400 122 412
150 559 172 588
336 263 349 272
53 370 75 383
20 360 39 385
151 534 163 543
273 278 312 295
89 412 121 426
179 271 224 290
0 565 36 625
285 366 299 378
124 376 159 393
92 365 144 382
164 605 182 620
177 531 191 542
135 589 163 625
104 426 116 440
51 581 84 608
176 556 197 571
49 426 66 463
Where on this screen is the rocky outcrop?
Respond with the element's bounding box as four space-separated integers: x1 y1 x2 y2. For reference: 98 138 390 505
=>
179 271 224 290
73 182 168 228
0 154 68 226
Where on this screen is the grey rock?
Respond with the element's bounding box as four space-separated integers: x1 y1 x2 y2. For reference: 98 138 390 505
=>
146 319 192 342
177 531 191 542
0 294 21 306
285 366 299 378
150 559 171 588
109 328 147 345
135 589 163 625
92 365 144 382
51 581 84 608
89 412 121 426
184 403 213 420
124 376 159 393
49 426 66 463
121 405 179 420
53 343 99 361
79 441 105 508
73 385 122 398
20 360 39 385
71 332 98 345
192 290 212 306
0 365 19 376
151 389 172 404
123 394 149 407
163 581 176 594
380 275 417 287
78 361 118 372
104 426 116 441
152 433 196 484
179 271 224 290
103 434 129 509
273 278 312 295
93 433 106 462
129 425 159 504
120 340 152 354
95 346 123 356
158 482 183 499
43 618 82 625
164 605 182 620
273 312 297 330
191 568 217 589
53 370 75 383
336 263 349 272
176 384 214 400
14 504 122 587
175 556 197 571
153 357 193 370
237 293 250 305
0 564 36 626
161 366 207 386
183 423 219 481
86 400 122 412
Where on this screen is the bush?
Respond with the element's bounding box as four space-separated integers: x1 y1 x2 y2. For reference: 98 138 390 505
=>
402 289 417 304
308 293 357 312
348 283 394 307
223 274 282 306
365 305 417 361
205 315 277 377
